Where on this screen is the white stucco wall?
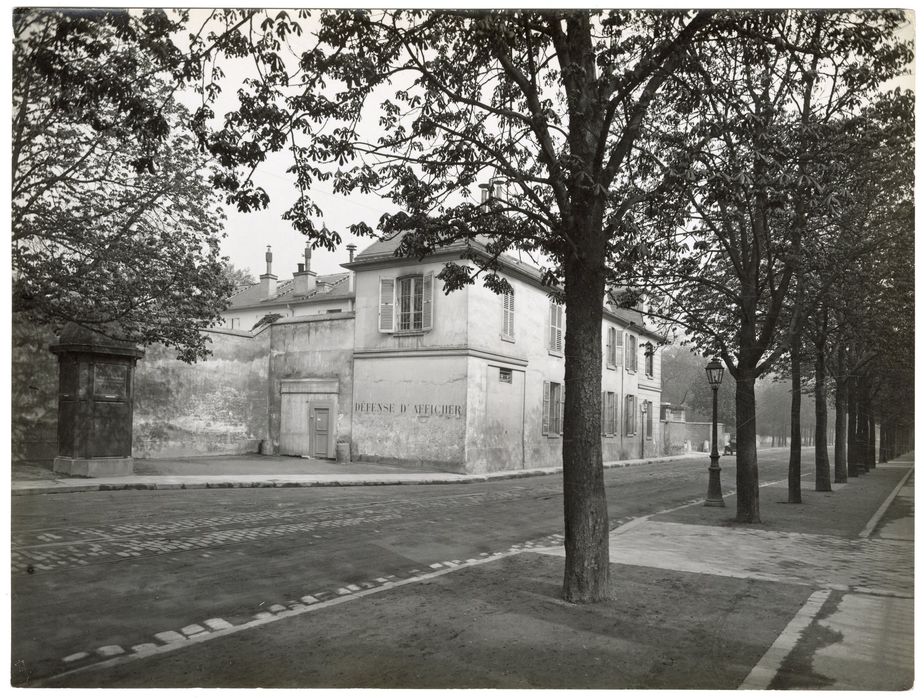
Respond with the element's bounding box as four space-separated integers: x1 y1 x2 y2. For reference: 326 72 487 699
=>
353 260 469 351
351 354 468 468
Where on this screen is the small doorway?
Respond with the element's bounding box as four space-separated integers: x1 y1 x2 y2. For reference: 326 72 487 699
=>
310 406 331 458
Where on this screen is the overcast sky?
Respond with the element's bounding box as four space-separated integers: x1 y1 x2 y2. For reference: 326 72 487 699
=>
205 7 916 281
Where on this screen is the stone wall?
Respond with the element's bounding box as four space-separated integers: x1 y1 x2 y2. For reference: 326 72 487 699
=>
132 329 270 458
662 419 728 455
11 320 59 462
267 313 355 456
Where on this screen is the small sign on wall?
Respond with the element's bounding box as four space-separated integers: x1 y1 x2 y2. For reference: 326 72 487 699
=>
354 401 465 418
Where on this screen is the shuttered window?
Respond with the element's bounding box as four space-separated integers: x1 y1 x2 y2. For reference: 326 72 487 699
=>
502 288 515 340
601 391 617 436
625 394 637 435
627 335 637 371
378 278 395 332
542 380 563 436
379 273 433 333
549 302 563 353
606 327 616 367
616 330 624 367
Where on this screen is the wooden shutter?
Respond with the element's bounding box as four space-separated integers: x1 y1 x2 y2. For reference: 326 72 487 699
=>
549 303 562 352
542 381 550 435
558 384 564 435
548 304 555 350
616 330 624 366
601 391 606 436
611 393 618 435
378 277 395 332
421 273 433 330
503 289 515 338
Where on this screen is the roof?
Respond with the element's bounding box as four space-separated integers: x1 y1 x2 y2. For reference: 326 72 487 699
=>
225 272 352 311
348 232 546 282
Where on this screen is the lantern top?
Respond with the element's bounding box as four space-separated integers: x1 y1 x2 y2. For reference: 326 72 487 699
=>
705 357 724 388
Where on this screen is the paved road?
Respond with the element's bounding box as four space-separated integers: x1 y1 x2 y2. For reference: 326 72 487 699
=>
12 451 794 685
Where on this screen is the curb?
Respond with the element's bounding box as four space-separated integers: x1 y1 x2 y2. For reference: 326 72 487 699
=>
11 454 701 496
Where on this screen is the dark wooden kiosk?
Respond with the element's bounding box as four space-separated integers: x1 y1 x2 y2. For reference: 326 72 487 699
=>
50 324 144 477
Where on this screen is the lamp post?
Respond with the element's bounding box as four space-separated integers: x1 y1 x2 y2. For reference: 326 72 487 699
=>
704 357 725 507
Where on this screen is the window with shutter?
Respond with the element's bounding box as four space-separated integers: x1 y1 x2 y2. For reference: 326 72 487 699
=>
382 273 434 334
611 392 619 435
542 381 550 435
549 302 563 354
628 335 637 371
543 381 563 436
378 277 395 332
558 384 564 435
602 391 616 436
616 330 624 366
502 288 515 340
625 394 637 434
421 272 433 330
606 327 616 367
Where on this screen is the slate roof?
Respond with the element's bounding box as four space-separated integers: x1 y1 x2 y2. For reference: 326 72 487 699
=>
225 272 352 310
349 232 546 281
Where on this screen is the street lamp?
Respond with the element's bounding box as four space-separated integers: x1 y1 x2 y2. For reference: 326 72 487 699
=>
704 357 725 507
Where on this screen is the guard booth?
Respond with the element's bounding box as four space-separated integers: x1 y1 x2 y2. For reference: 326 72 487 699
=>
49 324 144 477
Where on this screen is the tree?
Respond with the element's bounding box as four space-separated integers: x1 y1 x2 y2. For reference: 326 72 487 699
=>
224 263 257 290
625 10 911 522
13 9 235 362
188 9 720 602
661 344 735 425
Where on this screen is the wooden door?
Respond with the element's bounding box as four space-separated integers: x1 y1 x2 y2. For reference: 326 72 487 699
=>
311 407 330 458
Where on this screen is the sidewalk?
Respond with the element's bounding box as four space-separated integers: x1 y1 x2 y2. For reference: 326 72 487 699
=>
35 453 914 689
11 451 707 495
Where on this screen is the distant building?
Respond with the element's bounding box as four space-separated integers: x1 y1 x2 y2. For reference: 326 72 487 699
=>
220 245 355 331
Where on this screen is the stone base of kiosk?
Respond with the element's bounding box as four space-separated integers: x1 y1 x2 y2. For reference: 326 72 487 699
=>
53 456 134 477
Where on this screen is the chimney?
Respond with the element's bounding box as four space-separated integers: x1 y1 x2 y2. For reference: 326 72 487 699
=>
492 177 507 203
293 244 317 296
259 245 277 299
480 183 492 204
346 243 357 263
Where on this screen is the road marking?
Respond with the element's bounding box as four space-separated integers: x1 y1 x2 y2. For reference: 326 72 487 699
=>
739 589 832 690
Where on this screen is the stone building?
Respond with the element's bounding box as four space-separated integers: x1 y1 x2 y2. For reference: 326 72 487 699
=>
215 234 665 472
15 234 665 473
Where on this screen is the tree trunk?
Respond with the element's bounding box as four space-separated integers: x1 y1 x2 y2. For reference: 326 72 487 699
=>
735 365 760 523
788 346 802 503
833 381 848 482
867 411 877 470
814 337 831 491
847 375 860 477
879 420 888 462
857 377 870 474
560 249 609 603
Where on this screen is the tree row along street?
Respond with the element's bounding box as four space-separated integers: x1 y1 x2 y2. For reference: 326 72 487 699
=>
13 9 914 605
12 451 797 685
